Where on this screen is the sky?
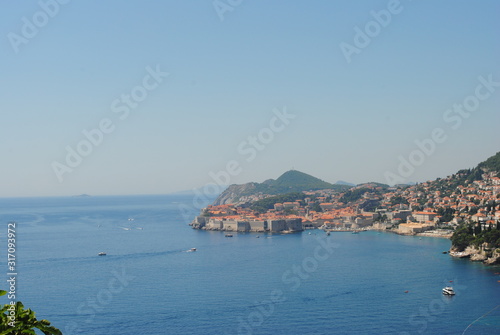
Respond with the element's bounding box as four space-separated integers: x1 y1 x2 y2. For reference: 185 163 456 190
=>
1 0 499 197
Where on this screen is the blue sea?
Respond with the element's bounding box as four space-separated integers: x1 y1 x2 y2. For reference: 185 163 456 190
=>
1 194 499 335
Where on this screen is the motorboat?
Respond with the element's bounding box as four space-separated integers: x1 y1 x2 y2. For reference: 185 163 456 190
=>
442 287 455 295
188 248 197 252
225 234 233 237
98 252 106 256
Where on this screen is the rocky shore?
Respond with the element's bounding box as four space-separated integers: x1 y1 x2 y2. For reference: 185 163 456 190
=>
416 230 453 239
386 229 453 239
449 243 500 265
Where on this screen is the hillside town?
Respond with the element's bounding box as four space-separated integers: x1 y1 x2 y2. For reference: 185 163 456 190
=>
191 170 500 237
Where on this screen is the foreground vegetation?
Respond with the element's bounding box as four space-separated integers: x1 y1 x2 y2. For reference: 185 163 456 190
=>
0 290 61 335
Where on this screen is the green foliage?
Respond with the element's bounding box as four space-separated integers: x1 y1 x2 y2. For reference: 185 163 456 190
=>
359 200 380 212
434 169 474 193
469 207 478 215
310 202 323 212
250 192 306 213
251 170 349 195
339 188 371 203
357 182 390 190
437 207 455 222
472 229 500 247
0 293 61 335
466 167 483 182
389 196 409 207
417 197 428 206
478 151 500 175
451 224 500 251
451 226 475 251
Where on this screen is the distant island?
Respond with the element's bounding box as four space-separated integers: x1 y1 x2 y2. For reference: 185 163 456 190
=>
191 152 500 265
74 194 91 197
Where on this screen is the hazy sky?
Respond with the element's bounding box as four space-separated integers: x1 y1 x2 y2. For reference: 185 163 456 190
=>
1 0 499 197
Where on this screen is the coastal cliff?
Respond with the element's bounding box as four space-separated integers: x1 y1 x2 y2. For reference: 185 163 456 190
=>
213 183 258 206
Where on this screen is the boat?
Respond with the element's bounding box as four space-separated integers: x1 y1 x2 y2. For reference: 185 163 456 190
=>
98 252 106 256
225 234 233 237
326 231 331 236
188 248 197 252
352 231 359 234
442 287 455 295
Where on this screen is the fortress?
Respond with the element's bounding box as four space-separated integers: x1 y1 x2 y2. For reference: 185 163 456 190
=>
191 216 303 233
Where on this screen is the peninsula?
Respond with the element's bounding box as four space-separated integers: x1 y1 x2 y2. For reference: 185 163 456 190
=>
191 152 500 264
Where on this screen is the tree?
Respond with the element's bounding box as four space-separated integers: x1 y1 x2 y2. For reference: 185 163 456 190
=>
450 226 474 251
0 290 61 335
310 202 322 212
474 224 482 236
437 207 455 222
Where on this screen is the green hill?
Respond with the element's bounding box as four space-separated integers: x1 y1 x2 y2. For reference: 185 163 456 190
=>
253 170 348 194
213 170 351 205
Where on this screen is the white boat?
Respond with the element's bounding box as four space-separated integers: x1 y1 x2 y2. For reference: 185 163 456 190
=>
98 252 106 256
188 248 197 252
442 287 455 295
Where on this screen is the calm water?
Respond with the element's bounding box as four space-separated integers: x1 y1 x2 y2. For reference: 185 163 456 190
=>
1 194 499 335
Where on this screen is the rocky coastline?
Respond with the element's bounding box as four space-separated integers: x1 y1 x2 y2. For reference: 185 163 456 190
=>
449 243 500 265
389 229 454 239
